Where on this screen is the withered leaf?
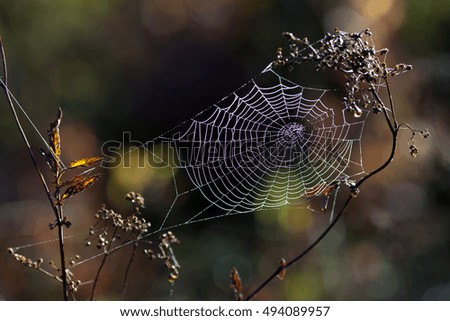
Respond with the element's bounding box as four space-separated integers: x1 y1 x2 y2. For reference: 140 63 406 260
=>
57 173 101 204
48 108 63 159
229 267 244 301
59 174 85 188
68 157 103 169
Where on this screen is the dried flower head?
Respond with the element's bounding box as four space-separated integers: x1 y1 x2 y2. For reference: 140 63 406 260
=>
274 28 412 117
145 231 180 282
125 191 145 215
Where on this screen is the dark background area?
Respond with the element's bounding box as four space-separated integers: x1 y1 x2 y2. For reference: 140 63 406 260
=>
0 0 449 300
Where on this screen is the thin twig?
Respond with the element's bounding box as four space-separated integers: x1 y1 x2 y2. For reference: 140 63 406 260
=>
0 35 69 300
357 79 398 187
384 79 398 128
121 241 138 300
55 201 69 300
370 87 395 134
90 227 119 300
54 156 69 300
245 194 353 301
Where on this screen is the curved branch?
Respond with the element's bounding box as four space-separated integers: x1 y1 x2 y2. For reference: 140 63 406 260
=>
245 78 400 300
357 79 398 188
245 193 353 301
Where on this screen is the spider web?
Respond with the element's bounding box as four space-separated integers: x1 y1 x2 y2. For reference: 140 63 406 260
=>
143 63 369 232
3 60 371 296
2 61 370 241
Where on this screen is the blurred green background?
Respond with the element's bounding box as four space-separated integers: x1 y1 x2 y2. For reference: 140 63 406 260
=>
0 0 449 300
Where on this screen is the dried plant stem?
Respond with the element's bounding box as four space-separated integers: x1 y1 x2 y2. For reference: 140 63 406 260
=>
245 194 352 300
53 158 70 300
385 79 399 129
38 267 63 281
0 36 69 300
90 227 119 300
121 242 138 300
55 201 69 300
356 78 398 186
245 77 399 300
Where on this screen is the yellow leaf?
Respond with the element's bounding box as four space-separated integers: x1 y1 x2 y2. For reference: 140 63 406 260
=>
69 157 102 169
57 173 101 204
48 108 63 159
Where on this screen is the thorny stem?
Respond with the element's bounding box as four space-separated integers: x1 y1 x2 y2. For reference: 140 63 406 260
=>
0 36 69 300
245 77 400 301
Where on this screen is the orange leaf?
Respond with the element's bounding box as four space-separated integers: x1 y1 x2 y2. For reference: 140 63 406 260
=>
277 258 287 280
69 157 102 169
229 267 244 300
57 173 101 204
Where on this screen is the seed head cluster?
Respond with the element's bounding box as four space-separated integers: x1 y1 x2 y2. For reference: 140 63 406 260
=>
274 28 412 117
